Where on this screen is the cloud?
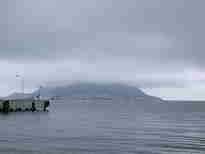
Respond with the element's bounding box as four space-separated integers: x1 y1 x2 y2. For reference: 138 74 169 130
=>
1 0 205 98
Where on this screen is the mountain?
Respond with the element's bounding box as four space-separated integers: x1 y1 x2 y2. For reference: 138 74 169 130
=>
33 82 163 102
3 83 163 102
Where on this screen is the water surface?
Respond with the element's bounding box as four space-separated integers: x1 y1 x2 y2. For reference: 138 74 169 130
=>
0 99 205 154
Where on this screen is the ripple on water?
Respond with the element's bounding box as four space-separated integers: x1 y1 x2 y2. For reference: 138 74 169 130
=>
0 100 205 154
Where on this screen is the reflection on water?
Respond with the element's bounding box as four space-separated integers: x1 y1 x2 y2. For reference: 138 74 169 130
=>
0 99 205 153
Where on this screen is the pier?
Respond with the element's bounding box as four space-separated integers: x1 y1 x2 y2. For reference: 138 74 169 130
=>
0 99 50 113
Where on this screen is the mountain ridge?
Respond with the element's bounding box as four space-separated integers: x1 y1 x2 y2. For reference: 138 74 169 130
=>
33 82 163 102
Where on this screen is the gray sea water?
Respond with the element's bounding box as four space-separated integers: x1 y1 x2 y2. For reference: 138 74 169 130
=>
0 99 205 154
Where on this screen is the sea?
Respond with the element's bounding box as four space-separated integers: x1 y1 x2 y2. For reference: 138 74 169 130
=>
0 99 205 154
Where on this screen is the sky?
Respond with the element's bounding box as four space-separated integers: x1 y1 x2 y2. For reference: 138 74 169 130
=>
1 0 205 100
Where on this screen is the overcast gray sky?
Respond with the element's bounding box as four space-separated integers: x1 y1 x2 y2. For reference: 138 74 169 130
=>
1 0 205 100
